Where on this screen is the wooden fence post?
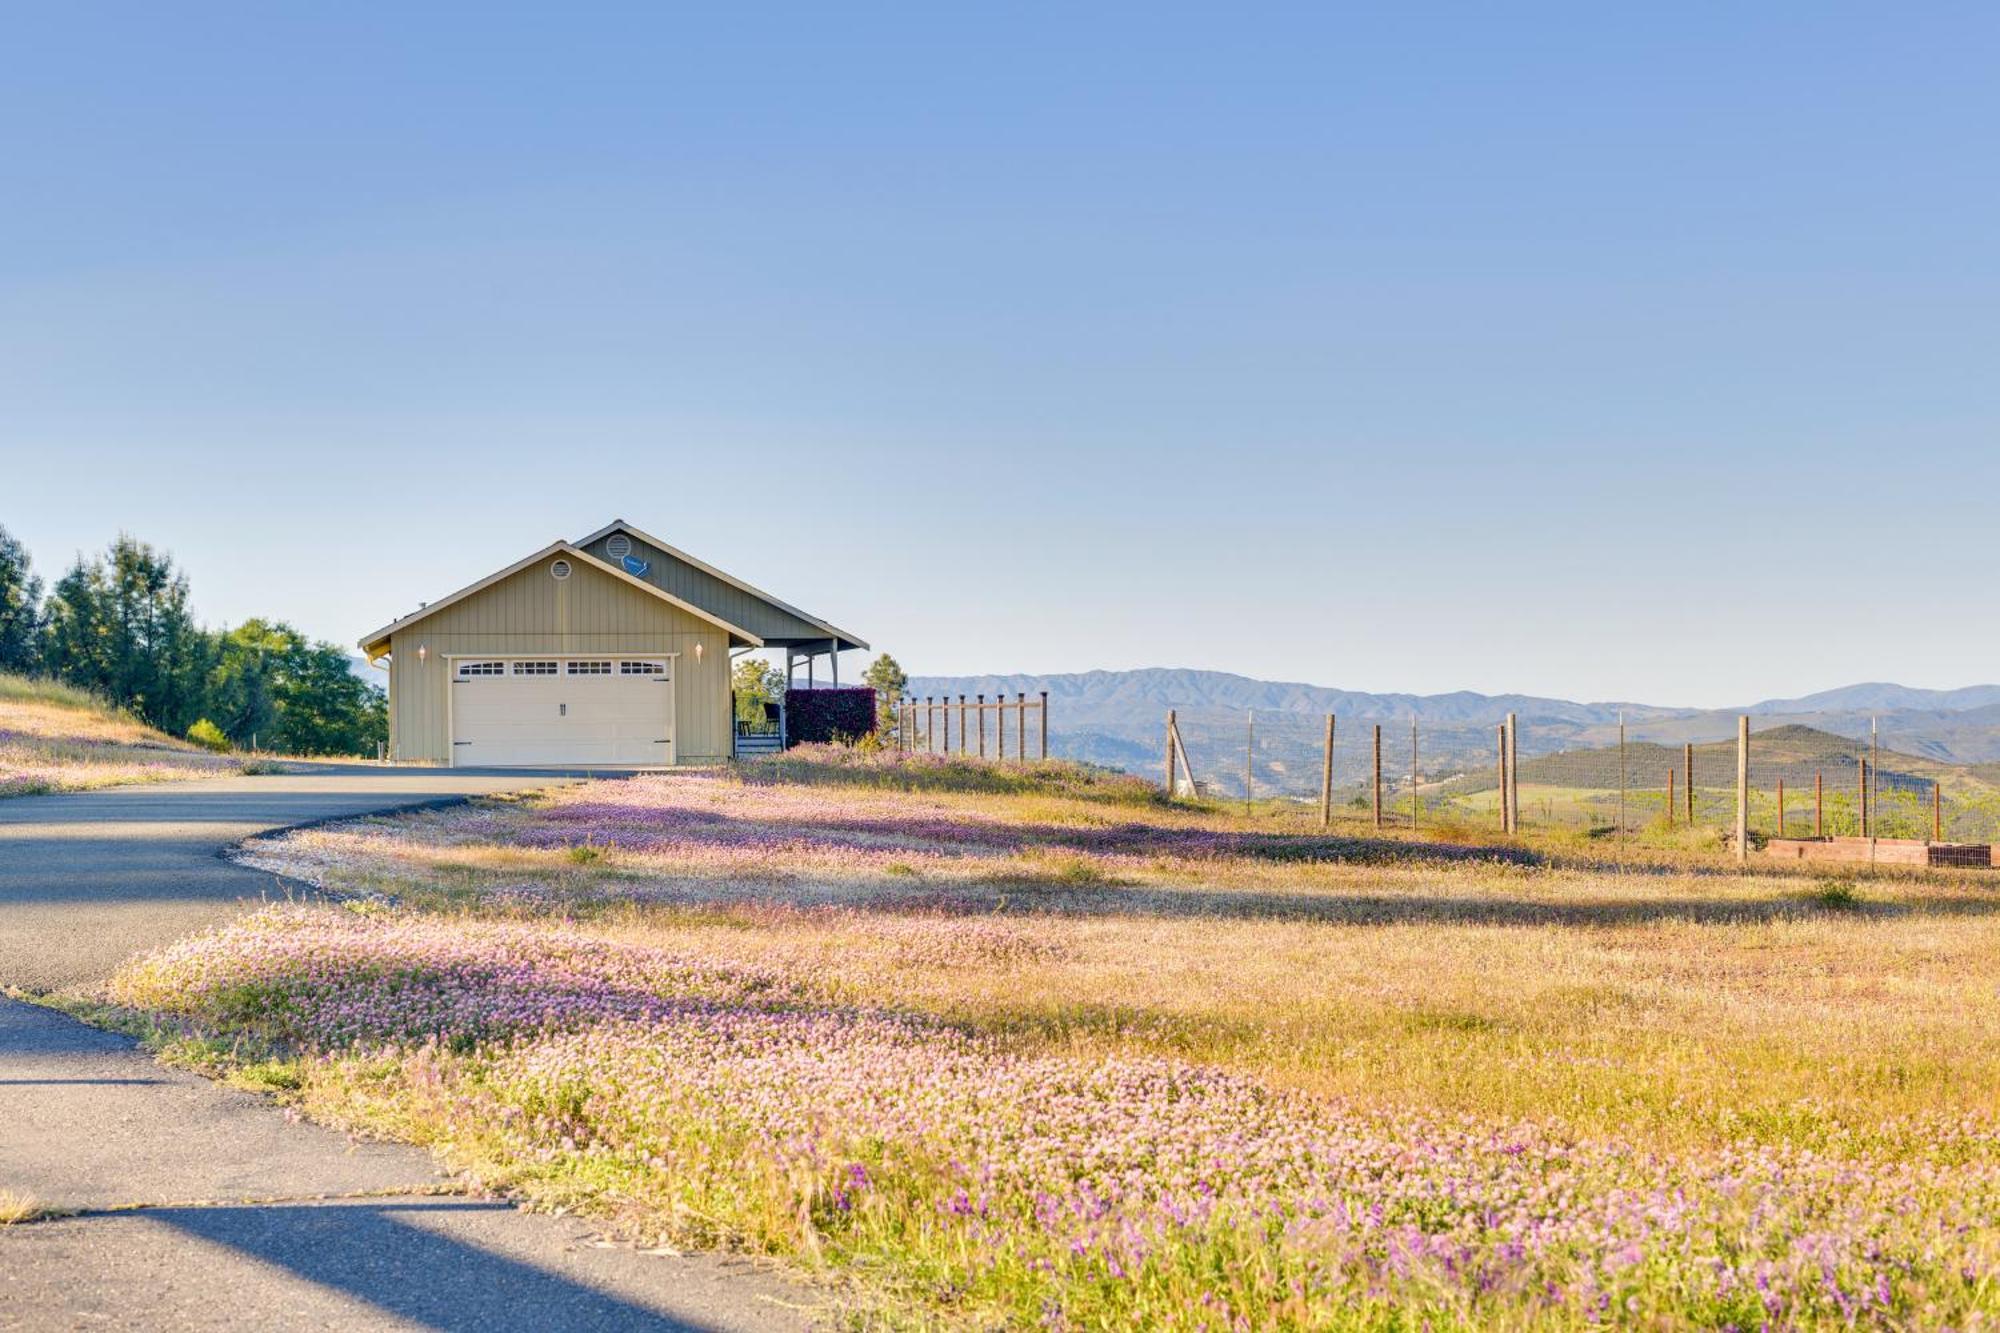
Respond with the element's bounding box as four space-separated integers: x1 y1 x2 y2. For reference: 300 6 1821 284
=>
1164 710 1177 797
977 695 986 758
1017 692 1026 760
1735 716 1749 863
1372 724 1383 830
958 695 967 755
1505 712 1519 835
1039 690 1048 759
1319 714 1335 829
1685 742 1696 824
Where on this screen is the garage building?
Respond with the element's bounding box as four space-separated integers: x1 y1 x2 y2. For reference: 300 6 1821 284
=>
359 520 867 767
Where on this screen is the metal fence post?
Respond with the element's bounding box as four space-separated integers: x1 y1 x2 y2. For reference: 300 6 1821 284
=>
1618 712 1627 840
1244 711 1255 816
1410 718 1419 835
1858 754 1868 838
1735 715 1749 863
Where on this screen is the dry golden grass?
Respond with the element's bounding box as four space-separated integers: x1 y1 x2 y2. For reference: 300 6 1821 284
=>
238 763 2000 1156
0 672 243 795
134 759 2000 1325
0 1189 48 1226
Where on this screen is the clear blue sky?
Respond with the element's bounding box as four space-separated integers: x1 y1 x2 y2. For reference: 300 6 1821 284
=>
3 4 1995 706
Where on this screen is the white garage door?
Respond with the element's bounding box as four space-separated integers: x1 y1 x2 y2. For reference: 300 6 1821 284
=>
450 658 675 767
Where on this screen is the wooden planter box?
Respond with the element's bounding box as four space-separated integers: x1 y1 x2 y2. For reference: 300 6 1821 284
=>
1761 836 1995 869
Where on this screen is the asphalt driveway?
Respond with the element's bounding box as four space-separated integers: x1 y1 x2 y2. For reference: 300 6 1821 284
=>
0 766 819 1331
0 764 581 992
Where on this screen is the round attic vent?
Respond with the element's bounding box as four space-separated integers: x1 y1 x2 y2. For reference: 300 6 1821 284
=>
550 559 572 580
605 534 632 560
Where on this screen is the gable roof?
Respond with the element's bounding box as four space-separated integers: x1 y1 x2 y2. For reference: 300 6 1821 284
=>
575 519 868 651
358 540 763 658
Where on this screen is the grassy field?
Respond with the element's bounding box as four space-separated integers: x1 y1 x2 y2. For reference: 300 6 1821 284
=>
104 747 2000 1327
0 673 259 796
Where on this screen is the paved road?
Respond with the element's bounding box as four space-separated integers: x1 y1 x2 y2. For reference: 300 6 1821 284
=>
0 768 820 1331
0 766 583 992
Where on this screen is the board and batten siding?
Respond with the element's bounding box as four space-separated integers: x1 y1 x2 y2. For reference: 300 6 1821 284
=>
388 557 732 764
580 531 834 643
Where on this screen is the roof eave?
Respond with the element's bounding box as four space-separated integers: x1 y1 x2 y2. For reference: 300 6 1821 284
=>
576 519 869 651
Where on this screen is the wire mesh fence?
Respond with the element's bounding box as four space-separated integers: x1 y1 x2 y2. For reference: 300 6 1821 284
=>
1152 706 2000 861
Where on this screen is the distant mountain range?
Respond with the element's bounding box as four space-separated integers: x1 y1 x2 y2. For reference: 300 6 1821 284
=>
903 668 2000 797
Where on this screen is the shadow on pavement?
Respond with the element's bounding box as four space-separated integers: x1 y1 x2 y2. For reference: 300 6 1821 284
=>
0 1077 166 1086
142 1199 727 1331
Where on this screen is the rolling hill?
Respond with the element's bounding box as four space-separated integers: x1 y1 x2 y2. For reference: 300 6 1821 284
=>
0 673 246 796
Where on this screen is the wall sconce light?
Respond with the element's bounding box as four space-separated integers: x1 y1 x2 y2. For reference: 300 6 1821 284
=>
694 642 704 662
417 644 428 663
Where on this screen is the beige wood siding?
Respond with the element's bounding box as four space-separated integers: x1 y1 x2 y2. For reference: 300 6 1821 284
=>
580 532 835 643
388 557 731 764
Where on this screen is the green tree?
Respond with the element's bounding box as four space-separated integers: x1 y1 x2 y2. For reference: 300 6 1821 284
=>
211 619 386 755
41 536 212 733
732 657 786 724
270 639 385 755
206 620 288 747
862 653 909 730
0 524 40 673
38 558 110 692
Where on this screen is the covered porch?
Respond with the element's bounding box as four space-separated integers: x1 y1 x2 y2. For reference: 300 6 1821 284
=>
733 634 866 755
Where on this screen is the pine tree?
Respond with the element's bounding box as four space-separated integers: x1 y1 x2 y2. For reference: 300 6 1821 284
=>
0 525 41 673
862 653 909 730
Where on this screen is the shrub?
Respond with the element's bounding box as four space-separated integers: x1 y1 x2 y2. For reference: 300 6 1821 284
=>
784 688 877 745
185 718 230 753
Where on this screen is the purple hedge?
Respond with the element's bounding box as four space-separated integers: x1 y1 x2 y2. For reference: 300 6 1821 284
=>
785 688 878 745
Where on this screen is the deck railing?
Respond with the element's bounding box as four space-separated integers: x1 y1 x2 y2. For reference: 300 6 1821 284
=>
900 691 1049 760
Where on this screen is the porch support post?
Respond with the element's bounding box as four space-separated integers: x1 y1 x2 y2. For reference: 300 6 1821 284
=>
831 643 840 687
